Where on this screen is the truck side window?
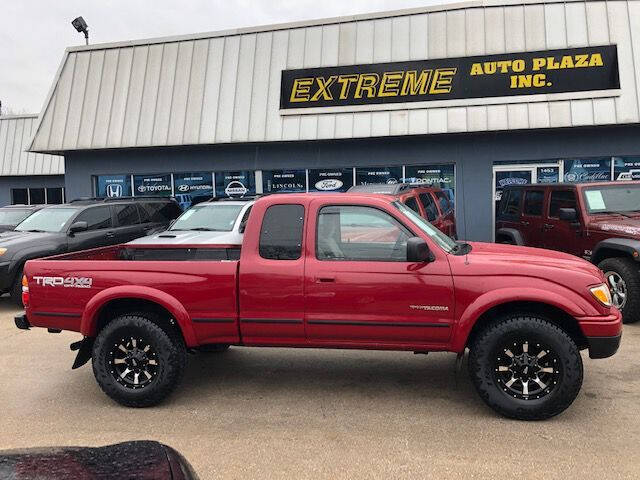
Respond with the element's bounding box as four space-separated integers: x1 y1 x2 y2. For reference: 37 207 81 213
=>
74 206 113 231
259 204 304 260
418 193 437 222
549 190 577 218
113 204 141 226
317 205 411 262
523 190 544 216
502 189 522 216
404 197 420 214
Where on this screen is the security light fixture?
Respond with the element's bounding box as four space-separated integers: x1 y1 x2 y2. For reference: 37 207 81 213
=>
71 16 89 45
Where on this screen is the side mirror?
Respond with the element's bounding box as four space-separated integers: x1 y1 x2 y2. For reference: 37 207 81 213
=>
558 208 578 222
69 221 88 234
406 237 433 263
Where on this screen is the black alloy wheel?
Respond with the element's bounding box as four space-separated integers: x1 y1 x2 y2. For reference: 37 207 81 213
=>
110 335 159 389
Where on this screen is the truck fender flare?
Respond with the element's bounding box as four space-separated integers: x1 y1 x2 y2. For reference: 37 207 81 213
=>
80 286 197 347
495 228 524 245
451 287 587 352
591 238 640 265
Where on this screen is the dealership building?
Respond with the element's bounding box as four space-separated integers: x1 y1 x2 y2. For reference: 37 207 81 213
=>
21 0 640 241
0 115 65 206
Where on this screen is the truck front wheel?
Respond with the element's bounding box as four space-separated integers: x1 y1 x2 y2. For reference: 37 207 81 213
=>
92 314 186 407
468 315 583 420
598 257 640 324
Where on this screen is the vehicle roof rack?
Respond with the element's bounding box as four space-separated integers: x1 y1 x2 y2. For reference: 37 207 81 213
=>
69 196 176 203
347 183 415 195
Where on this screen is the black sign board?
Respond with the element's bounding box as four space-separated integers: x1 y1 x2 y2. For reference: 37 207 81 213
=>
355 167 403 186
308 168 353 192
133 174 172 197
263 169 307 193
281 45 619 109
215 171 256 198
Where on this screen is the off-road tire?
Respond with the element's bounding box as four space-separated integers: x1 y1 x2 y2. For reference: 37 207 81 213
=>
468 314 583 420
10 268 23 308
598 257 640 324
92 314 186 407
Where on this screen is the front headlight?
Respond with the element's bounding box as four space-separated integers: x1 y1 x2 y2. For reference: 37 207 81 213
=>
0 248 6 256
590 283 613 307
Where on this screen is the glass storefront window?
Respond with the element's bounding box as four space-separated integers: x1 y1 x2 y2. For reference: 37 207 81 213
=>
536 166 560 183
173 172 214 210
563 158 611 183
46 188 64 204
355 166 403 186
11 189 28 205
95 174 132 198
613 156 640 181
403 164 456 209
262 169 306 193
133 174 173 197
308 168 353 192
215 171 256 198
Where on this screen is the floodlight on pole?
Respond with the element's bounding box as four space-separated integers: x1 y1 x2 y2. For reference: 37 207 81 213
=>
71 16 89 45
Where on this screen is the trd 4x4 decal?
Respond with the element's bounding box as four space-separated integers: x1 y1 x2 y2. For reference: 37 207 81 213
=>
33 276 92 288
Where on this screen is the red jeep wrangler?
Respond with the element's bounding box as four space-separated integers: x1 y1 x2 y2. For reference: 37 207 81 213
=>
16 193 620 420
496 182 640 323
348 183 457 238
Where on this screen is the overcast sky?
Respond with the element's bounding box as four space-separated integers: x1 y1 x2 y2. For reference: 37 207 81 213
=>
0 0 458 114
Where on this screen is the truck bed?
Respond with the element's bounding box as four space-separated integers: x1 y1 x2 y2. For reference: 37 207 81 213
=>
23 244 241 346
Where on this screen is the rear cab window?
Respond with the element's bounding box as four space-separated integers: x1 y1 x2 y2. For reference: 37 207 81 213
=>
259 204 304 260
434 191 451 214
403 196 421 215
418 193 438 222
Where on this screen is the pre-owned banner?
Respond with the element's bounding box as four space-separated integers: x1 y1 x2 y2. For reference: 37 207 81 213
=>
308 168 353 192
215 171 256 198
133 174 172 197
263 169 306 193
355 167 403 186
281 45 619 109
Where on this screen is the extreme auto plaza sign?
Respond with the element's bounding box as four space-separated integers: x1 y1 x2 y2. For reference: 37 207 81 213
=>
280 45 619 109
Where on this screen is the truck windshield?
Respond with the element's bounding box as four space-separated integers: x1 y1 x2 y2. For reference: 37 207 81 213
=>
0 208 32 226
393 201 457 253
583 184 640 214
15 208 79 233
170 204 244 232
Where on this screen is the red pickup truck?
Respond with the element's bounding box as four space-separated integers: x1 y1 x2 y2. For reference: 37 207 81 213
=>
16 193 621 420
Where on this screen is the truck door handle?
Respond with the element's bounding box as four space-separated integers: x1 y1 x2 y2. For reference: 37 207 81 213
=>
106 231 115 238
543 223 554 230
315 276 335 283
520 221 530 226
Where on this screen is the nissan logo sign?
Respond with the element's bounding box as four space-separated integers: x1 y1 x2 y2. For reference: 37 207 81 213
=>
225 180 248 197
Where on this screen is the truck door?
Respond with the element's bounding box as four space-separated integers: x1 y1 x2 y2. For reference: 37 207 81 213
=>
304 202 454 346
238 202 306 345
66 206 116 251
541 189 583 256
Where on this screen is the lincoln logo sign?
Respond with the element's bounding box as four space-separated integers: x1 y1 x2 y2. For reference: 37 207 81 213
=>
280 45 619 109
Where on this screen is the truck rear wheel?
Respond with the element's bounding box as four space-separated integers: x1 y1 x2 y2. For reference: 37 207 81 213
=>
468 314 583 420
598 257 640 324
92 314 186 407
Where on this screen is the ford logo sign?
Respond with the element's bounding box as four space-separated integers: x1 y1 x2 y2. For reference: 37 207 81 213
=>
315 179 343 191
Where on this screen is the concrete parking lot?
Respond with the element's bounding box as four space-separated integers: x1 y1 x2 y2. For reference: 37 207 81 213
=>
1 297 639 479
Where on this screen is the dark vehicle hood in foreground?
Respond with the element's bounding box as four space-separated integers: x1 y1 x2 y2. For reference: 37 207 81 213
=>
588 216 640 238
0 441 199 480
0 231 63 251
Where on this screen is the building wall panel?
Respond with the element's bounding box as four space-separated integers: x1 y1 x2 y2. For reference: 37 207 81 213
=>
27 1 640 152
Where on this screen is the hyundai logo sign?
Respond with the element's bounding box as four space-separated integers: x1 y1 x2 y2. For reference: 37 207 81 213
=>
106 183 123 197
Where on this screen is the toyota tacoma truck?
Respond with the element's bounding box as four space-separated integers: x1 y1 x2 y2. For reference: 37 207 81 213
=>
16 194 621 420
496 181 640 323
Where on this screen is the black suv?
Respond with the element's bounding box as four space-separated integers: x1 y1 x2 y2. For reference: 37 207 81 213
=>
0 197 181 305
0 205 45 232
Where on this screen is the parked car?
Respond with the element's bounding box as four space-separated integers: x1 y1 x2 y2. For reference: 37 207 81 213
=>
348 184 457 238
17 193 621 420
0 196 181 306
127 198 254 251
0 441 199 479
496 181 640 323
0 205 44 232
